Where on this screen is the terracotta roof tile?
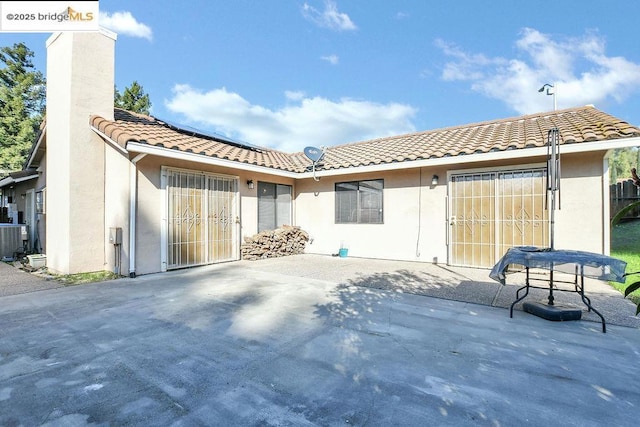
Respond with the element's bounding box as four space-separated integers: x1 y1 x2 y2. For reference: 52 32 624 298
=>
90 106 640 174
313 106 640 171
90 109 303 172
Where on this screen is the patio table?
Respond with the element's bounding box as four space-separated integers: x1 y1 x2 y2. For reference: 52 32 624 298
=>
489 246 628 333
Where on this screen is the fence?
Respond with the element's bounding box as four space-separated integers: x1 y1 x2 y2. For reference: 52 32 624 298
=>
610 180 640 220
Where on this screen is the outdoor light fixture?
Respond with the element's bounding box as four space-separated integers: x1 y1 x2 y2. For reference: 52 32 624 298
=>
538 83 553 94
247 179 254 189
538 83 557 111
431 175 439 186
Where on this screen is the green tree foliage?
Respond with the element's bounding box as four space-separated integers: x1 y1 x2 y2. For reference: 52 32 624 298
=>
114 81 152 115
0 43 45 172
608 147 639 184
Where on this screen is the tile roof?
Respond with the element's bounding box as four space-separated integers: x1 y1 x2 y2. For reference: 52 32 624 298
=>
90 105 640 174
90 109 303 172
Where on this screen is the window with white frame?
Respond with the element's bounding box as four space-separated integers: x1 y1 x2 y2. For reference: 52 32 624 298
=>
335 179 383 224
258 182 292 232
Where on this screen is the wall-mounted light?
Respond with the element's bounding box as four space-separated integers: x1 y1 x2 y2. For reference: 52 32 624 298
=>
247 179 254 189
431 175 439 186
538 82 557 111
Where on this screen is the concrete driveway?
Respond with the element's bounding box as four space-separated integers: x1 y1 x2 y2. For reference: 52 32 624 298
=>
1 255 639 426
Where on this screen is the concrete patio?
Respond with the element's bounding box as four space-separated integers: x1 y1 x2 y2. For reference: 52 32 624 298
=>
0 254 639 425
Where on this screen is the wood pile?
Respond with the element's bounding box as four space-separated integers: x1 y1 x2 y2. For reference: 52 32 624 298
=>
241 225 309 260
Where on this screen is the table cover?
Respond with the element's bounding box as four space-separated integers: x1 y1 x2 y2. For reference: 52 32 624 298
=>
489 246 627 285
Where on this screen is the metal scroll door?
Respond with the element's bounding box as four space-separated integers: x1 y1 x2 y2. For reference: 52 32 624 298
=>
207 176 238 264
450 169 548 268
167 170 238 270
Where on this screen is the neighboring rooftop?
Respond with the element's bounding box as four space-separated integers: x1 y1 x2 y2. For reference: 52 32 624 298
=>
0 169 39 187
90 105 640 173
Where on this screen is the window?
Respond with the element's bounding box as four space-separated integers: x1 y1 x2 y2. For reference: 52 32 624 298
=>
335 179 383 224
258 182 292 232
36 189 46 214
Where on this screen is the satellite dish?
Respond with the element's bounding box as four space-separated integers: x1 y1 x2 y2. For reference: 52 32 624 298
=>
304 146 325 163
303 146 326 182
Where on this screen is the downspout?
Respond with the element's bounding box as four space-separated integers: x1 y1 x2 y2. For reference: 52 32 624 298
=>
603 151 612 255
129 153 147 277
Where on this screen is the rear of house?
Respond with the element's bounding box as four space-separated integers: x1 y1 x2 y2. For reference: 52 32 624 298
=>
295 149 618 269
13 29 640 276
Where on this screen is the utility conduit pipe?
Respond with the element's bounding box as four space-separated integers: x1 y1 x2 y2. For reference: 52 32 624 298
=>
129 153 146 278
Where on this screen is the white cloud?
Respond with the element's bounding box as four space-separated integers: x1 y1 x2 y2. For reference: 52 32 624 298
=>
285 90 306 101
165 85 416 152
100 11 153 41
321 54 339 65
434 38 504 81
302 1 357 31
435 28 640 114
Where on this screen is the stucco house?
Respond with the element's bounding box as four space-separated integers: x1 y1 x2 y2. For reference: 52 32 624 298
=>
14 29 640 276
0 169 43 259
0 170 39 225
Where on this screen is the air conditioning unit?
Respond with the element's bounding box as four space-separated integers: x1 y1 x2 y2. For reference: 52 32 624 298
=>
0 225 26 258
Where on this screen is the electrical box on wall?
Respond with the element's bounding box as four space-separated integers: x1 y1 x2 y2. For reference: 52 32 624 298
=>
109 227 122 245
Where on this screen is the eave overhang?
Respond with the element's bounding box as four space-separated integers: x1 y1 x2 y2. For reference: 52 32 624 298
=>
93 126 640 181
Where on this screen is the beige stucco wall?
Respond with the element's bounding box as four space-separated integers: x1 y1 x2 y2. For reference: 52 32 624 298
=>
295 167 449 263
133 157 160 275
554 151 607 254
45 30 115 274
103 146 131 275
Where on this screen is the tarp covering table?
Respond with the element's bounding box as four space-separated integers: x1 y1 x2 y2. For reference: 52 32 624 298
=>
489 246 627 285
489 246 628 333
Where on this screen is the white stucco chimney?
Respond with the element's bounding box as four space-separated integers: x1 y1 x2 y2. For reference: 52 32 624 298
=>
45 29 117 274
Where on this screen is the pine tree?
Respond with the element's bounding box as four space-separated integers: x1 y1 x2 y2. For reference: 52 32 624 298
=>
0 43 45 172
609 147 638 184
114 81 152 115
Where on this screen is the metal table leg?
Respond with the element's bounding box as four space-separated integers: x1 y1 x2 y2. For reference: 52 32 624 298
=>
577 265 606 333
510 267 531 318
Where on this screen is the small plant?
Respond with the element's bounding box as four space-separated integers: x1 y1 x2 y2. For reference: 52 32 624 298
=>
624 280 640 315
613 169 640 315
53 270 122 286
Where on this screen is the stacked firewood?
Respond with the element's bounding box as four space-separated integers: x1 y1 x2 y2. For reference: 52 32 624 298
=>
241 225 310 260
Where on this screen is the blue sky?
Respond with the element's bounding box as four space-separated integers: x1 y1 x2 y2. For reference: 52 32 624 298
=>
2 0 640 153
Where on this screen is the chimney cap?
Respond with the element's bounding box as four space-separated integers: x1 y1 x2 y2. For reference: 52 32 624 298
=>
46 27 117 48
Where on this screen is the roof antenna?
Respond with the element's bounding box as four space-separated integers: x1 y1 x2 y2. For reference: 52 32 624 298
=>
303 146 326 181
